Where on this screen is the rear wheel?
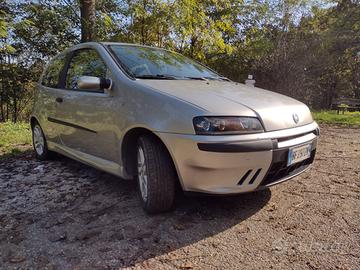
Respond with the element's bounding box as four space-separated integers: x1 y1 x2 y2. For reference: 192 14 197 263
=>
137 135 176 213
32 122 51 160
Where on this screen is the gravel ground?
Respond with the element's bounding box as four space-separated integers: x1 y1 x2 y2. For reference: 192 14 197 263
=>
0 125 359 270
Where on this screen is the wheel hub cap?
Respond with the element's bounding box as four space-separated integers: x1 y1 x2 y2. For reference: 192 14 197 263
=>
33 125 45 155
137 146 148 201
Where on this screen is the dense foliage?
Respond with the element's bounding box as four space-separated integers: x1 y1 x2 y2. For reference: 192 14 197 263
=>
0 0 359 122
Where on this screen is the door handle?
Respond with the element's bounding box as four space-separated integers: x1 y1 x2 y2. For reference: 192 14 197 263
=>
55 97 63 103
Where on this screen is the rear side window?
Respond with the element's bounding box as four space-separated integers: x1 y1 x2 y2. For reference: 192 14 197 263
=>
41 55 66 88
65 49 107 90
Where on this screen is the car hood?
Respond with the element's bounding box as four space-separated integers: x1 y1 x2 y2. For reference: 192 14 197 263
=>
136 80 313 131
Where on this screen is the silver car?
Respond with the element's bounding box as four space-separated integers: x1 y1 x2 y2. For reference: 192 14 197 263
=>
31 42 319 213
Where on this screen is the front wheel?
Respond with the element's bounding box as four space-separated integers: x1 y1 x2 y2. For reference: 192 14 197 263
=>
137 135 176 213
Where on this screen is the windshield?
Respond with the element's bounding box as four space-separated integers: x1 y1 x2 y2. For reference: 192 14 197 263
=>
109 45 223 80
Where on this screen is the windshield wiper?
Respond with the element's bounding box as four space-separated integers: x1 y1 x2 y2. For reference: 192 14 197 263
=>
204 76 231 82
184 76 208 81
135 74 178 80
185 76 231 81
135 74 230 81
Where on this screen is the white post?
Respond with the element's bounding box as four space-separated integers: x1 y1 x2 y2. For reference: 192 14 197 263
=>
245 75 256 87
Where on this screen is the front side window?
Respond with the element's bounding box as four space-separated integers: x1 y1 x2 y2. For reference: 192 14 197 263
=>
42 55 66 88
65 49 107 90
109 45 222 80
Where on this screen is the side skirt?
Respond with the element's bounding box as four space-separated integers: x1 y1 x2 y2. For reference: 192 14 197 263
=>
47 141 132 179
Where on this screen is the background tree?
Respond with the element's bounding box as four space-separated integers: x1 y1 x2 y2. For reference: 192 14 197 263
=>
80 0 96 42
0 0 359 122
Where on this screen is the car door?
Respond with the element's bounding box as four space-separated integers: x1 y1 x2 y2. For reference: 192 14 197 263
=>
53 48 118 162
38 54 67 143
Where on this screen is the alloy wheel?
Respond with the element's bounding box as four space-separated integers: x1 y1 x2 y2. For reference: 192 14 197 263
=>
137 146 148 201
33 125 45 156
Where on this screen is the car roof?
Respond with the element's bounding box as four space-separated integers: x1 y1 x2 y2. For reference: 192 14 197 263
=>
100 41 153 46
56 41 169 58
101 42 169 51
65 42 173 55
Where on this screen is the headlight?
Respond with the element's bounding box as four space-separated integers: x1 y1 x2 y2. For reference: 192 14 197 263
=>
193 116 264 135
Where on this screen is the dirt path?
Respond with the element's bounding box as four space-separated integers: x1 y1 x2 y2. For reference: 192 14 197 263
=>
0 125 359 270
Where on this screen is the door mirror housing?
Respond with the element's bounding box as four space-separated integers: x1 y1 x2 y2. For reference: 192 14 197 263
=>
77 76 112 91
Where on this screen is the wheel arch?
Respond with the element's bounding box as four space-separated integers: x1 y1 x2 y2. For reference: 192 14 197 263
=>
30 116 39 128
121 127 182 189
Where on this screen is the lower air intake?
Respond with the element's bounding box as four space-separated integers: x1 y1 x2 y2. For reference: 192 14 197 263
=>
238 169 262 185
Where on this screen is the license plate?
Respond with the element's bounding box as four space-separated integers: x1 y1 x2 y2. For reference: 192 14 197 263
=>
287 144 311 166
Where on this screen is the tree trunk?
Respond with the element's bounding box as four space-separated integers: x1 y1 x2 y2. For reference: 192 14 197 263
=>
13 93 17 123
190 36 197 57
6 102 9 122
0 84 4 122
0 101 4 122
80 0 96 42
141 17 146 45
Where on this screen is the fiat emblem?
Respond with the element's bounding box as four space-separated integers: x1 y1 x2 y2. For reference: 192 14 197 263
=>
292 113 299 124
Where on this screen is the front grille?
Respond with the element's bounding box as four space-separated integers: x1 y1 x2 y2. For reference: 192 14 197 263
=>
260 149 316 187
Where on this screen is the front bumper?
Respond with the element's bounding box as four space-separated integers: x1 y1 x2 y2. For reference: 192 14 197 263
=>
157 121 319 194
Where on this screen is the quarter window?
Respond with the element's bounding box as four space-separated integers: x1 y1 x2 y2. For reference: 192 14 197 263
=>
42 55 66 88
65 49 107 90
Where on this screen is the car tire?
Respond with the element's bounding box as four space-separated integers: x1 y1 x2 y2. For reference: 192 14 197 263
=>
137 135 176 213
32 122 51 160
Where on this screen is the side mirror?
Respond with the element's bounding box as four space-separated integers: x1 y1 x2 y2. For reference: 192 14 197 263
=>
77 76 112 91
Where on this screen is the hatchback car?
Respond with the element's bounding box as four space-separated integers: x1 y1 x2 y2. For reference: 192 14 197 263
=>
31 42 319 213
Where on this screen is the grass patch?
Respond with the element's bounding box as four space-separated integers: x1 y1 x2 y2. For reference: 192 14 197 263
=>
0 121 32 157
312 110 360 127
